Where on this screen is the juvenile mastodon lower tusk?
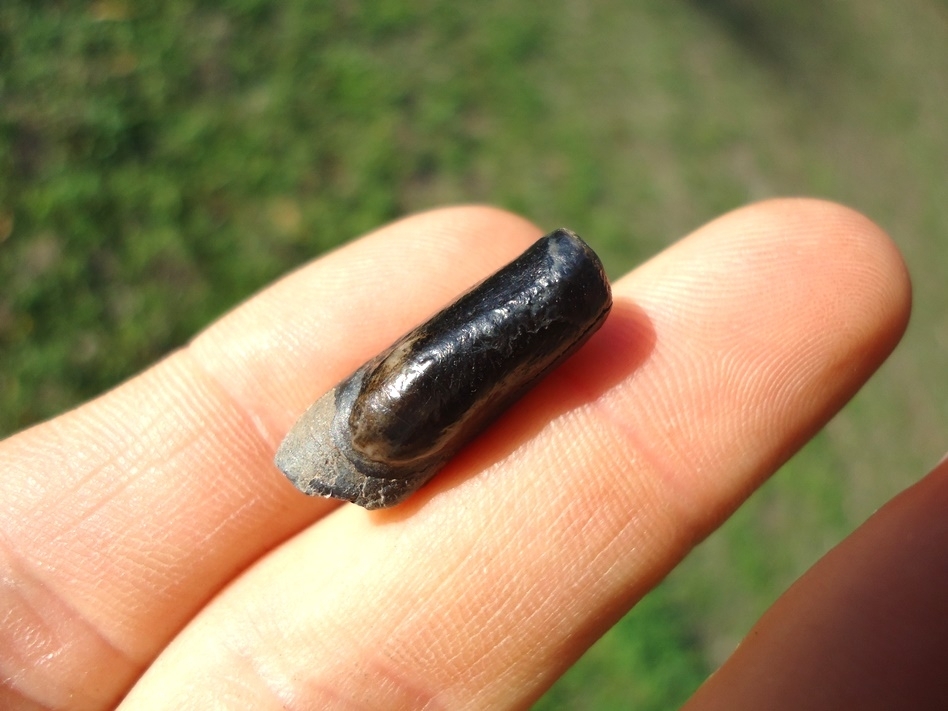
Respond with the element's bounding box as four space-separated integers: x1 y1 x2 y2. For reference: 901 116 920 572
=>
274 228 612 509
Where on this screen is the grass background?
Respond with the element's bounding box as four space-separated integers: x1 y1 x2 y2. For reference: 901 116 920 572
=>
2 1 946 707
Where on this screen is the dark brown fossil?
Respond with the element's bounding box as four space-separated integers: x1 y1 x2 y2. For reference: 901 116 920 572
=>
274 228 612 509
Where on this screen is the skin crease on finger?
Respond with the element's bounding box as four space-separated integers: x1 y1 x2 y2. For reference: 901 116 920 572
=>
111 200 910 711
0 207 542 710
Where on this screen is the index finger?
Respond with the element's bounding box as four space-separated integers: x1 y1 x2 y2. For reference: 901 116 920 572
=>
0 206 540 709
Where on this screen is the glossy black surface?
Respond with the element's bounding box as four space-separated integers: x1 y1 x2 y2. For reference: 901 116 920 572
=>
340 228 611 477
274 228 612 508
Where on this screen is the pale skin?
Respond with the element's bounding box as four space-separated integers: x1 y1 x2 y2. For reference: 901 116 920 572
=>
2 198 937 709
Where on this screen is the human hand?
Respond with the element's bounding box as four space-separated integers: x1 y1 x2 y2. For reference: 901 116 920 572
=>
1 201 911 709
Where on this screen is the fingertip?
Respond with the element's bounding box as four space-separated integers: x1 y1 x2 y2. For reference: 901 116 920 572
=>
384 204 543 255
750 197 912 340
324 204 543 293
764 198 912 373
604 198 912 539
666 196 912 364
189 204 542 440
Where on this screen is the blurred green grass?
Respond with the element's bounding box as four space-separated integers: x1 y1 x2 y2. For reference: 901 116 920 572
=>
2 1 946 707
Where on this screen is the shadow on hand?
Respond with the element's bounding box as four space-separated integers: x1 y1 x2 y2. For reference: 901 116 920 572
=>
374 297 656 522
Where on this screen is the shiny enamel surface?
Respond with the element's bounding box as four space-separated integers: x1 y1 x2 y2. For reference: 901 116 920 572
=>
274 228 612 509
